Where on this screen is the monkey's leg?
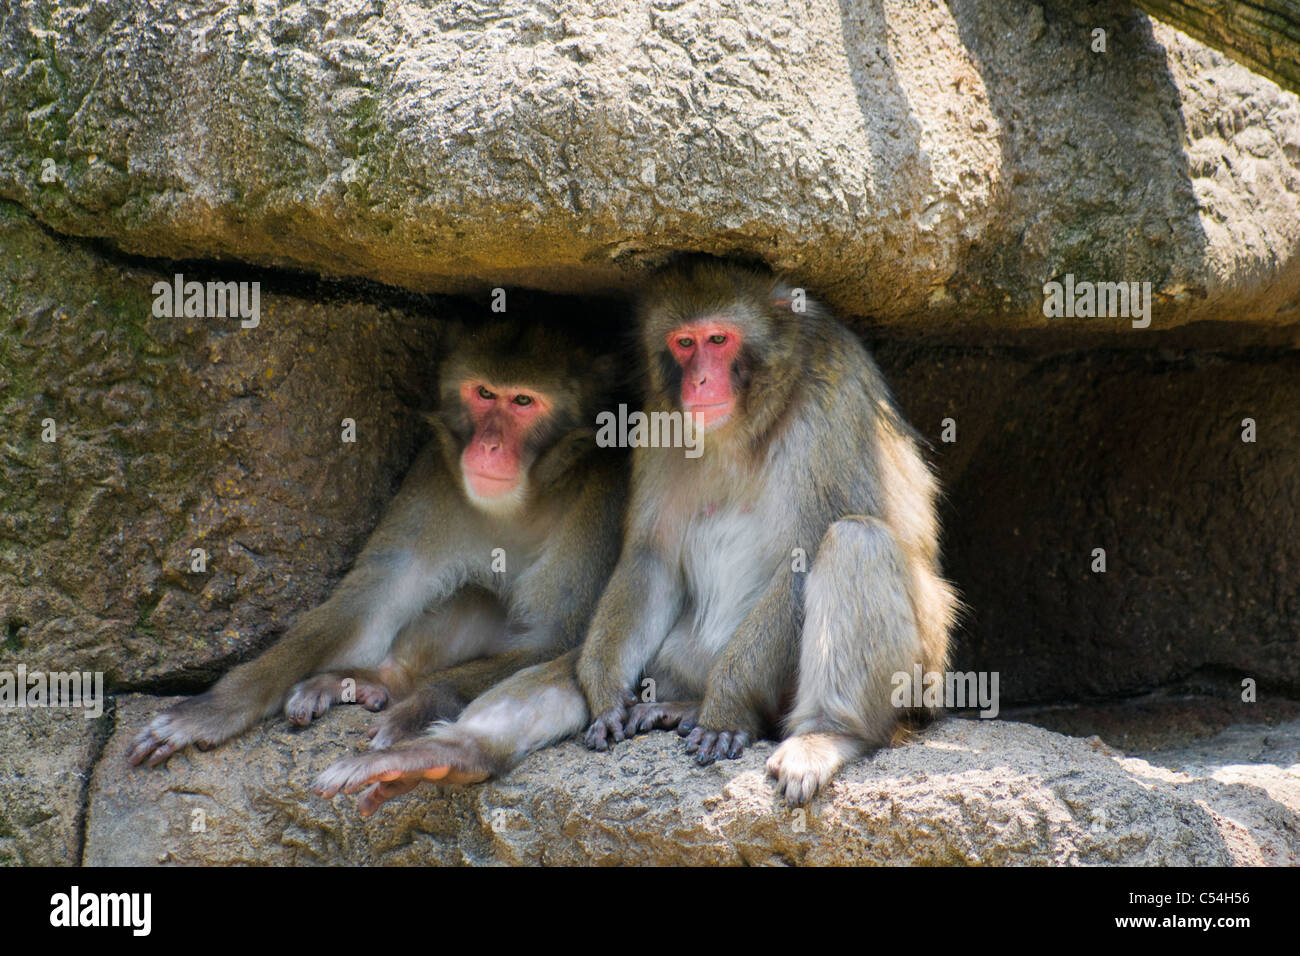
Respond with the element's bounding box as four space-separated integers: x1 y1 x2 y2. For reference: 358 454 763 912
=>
285 670 390 726
767 516 922 804
367 648 557 748
316 649 590 815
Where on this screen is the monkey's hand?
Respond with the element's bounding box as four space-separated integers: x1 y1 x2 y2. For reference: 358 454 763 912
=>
679 725 752 764
125 693 245 767
313 737 490 816
677 702 756 764
582 690 639 752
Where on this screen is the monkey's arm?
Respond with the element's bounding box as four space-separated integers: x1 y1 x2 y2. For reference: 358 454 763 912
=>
128 445 480 766
685 566 801 763
577 545 683 750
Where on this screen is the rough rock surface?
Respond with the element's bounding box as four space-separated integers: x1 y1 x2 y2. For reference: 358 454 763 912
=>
75 696 1299 866
1 0 1298 326
0 705 109 865
3 204 1298 701
884 341 1300 702
0 201 446 684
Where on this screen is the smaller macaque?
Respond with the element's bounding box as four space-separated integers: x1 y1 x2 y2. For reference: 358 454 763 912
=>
128 319 627 766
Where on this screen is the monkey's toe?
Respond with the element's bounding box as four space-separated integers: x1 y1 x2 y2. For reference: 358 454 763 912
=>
357 778 421 816
126 724 183 768
284 691 329 727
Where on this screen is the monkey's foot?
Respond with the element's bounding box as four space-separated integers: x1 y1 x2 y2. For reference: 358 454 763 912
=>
766 733 864 805
623 701 699 737
285 673 389 727
313 738 490 816
125 694 241 768
680 724 752 764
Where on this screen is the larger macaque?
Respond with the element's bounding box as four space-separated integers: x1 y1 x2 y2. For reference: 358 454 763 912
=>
128 320 627 766
315 260 956 811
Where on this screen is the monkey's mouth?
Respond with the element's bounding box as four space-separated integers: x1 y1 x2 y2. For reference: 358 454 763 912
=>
465 471 521 498
684 401 734 428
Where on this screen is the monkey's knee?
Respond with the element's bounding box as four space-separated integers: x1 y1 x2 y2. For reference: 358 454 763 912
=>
812 516 905 576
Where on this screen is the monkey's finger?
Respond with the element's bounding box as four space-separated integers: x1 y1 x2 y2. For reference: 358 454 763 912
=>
583 722 608 751
127 717 186 765
359 691 388 711
694 730 722 764
675 716 696 737
584 711 626 751
145 738 182 768
624 704 659 736
726 732 750 759
126 739 159 767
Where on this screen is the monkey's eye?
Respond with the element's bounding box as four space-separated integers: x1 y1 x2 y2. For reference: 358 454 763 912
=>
676 337 694 349
707 334 727 345
512 394 533 407
477 385 496 401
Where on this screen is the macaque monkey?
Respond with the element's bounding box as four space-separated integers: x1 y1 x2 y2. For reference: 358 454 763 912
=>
315 260 955 811
127 320 626 767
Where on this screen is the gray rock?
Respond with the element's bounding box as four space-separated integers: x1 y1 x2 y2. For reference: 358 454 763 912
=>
0 1 1297 326
0 704 109 865
82 695 1300 865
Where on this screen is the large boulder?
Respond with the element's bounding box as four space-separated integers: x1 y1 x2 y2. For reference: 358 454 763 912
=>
1 0 1298 326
